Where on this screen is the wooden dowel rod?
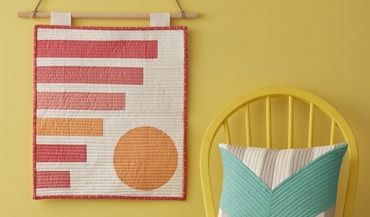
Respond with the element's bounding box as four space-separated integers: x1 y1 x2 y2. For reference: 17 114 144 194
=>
17 11 199 19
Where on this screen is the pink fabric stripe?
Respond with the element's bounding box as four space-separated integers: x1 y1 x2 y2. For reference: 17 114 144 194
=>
36 40 157 58
37 92 125 110
36 145 86 162
37 66 143 85
35 171 70 188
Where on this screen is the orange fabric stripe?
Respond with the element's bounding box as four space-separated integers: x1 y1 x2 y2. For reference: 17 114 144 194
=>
36 118 103 136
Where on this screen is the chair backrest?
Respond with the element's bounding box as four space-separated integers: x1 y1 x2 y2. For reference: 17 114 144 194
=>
200 87 359 217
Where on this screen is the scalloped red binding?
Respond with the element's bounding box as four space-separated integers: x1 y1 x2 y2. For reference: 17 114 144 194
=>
33 25 188 200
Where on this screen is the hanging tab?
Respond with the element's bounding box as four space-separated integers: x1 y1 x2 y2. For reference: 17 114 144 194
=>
51 12 71 26
150 13 170 27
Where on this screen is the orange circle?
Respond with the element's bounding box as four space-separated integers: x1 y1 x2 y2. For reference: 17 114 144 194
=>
113 126 178 191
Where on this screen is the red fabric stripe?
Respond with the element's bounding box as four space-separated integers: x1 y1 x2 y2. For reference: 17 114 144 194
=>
37 66 143 84
35 171 70 188
36 145 86 162
36 40 157 58
37 92 125 110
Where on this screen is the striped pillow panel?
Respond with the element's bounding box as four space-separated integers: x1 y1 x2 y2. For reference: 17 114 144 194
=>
218 143 347 217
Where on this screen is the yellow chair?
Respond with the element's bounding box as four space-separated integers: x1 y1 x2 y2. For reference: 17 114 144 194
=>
200 87 359 217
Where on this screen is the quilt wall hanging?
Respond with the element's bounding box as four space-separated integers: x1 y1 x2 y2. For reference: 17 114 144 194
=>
33 25 187 200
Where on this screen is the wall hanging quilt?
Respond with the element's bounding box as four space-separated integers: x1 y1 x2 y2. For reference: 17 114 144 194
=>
33 25 187 200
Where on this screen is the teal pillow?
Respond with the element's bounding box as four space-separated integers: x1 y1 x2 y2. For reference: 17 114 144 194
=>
218 143 348 217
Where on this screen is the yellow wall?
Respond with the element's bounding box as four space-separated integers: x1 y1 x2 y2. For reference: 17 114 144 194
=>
1 0 369 216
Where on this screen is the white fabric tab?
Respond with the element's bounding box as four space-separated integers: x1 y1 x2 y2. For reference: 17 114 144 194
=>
51 12 72 26
150 13 170 27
